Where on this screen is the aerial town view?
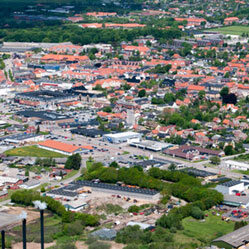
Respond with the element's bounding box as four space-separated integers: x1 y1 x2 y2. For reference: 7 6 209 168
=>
0 0 249 248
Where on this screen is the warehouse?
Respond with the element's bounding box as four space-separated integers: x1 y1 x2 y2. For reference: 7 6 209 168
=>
212 224 249 249
222 195 249 208
103 132 142 144
1 133 44 144
72 180 160 200
38 139 92 155
222 160 249 171
215 180 245 195
71 128 107 138
15 90 77 107
16 110 74 124
129 140 173 151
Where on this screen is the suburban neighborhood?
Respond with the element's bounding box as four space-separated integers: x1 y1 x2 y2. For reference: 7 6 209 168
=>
0 0 249 248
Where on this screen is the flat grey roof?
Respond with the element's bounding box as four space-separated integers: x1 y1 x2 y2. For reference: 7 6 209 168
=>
213 224 249 247
0 133 41 141
220 180 242 187
223 194 249 205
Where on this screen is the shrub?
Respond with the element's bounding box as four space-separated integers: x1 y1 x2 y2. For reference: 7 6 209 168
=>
190 206 204 220
88 241 111 249
63 220 84 236
128 205 140 213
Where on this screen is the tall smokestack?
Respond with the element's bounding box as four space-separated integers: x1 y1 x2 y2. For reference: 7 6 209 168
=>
33 201 46 249
1 230 5 249
40 209 44 249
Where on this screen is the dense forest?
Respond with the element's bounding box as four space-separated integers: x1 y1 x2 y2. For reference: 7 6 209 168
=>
0 25 182 45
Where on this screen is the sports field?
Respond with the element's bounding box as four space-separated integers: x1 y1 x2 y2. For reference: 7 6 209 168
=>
207 25 249 36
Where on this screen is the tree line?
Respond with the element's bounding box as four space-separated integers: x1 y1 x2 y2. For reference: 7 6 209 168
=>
1 25 182 45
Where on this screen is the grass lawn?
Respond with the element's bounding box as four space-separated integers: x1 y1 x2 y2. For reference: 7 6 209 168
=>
11 215 62 243
206 25 249 35
177 211 234 244
232 169 249 175
61 170 78 181
5 145 66 158
86 160 93 170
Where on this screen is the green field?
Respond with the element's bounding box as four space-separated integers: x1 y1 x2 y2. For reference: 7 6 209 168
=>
206 25 249 35
5 145 66 158
177 211 234 245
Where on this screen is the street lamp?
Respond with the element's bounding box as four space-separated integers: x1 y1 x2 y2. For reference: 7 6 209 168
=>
19 211 27 249
33 201 47 249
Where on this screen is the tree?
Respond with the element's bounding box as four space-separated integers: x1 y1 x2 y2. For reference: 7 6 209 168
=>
222 93 237 105
234 220 248 231
109 161 119 168
191 206 204 220
224 145 234 156
210 156 221 165
25 169 29 177
65 153 82 170
156 214 182 230
168 163 176 171
164 93 175 103
138 89 146 98
102 106 112 113
36 125 40 134
198 90 206 100
220 87 229 98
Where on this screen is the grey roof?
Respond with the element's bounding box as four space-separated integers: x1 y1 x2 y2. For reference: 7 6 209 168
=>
91 228 117 240
213 224 249 247
220 180 242 187
16 110 72 121
223 194 249 205
72 180 159 195
0 133 41 142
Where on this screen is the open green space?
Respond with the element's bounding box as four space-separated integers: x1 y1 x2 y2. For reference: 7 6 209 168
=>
60 170 78 181
5 145 66 158
177 211 234 244
206 25 249 35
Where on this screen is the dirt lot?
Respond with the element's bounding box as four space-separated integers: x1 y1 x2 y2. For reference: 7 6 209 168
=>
12 242 55 249
83 191 158 212
76 241 124 249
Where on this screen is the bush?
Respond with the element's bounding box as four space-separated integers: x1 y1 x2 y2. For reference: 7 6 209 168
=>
88 241 111 249
128 205 140 213
234 220 248 230
63 220 84 236
156 214 183 230
190 206 204 220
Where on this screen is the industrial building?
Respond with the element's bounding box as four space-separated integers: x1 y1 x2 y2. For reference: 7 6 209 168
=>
15 110 74 124
71 128 107 138
0 133 44 144
215 180 245 195
222 195 249 208
222 160 249 171
103 131 142 144
38 140 92 155
72 180 160 200
14 90 77 107
164 145 224 161
129 140 173 151
212 224 249 249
